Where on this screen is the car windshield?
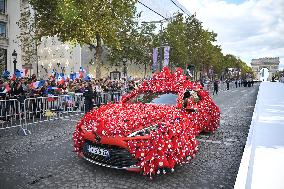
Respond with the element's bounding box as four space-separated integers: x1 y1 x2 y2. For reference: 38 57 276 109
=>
128 92 178 105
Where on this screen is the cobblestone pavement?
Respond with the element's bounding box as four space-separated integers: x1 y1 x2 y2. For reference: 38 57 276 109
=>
0 84 259 189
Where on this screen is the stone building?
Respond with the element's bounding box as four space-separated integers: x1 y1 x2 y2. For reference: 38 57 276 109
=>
37 36 82 79
38 37 152 79
251 57 280 81
82 45 152 79
0 0 26 74
1 0 152 79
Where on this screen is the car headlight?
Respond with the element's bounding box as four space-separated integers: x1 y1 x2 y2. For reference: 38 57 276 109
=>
127 124 159 137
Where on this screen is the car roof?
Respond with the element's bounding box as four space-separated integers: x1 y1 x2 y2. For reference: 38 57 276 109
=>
138 67 200 94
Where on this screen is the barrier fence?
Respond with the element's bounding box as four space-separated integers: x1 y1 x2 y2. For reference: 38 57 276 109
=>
0 91 124 135
2 86 234 135
0 99 25 132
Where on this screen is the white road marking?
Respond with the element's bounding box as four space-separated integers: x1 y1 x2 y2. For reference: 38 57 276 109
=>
61 119 79 122
198 139 233 146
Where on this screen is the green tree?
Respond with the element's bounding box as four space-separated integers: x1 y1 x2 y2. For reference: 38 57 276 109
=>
16 4 38 70
29 0 137 78
108 22 156 67
162 13 188 69
162 13 221 79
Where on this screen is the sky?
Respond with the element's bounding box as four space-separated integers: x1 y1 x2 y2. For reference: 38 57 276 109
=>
137 0 284 70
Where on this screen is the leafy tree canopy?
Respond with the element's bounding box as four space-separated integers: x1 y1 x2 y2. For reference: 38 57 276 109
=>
29 0 137 47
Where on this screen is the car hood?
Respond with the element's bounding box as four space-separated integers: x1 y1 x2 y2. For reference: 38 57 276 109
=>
82 103 182 137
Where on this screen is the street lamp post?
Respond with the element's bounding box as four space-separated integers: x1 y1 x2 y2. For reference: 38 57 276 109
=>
122 57 127 78
12 50 17 73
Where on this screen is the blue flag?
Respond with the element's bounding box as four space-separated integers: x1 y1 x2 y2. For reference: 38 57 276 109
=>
84 75 91 81
70 73 75 81
2 70 10 78
15 69 21 78
38 80 45 88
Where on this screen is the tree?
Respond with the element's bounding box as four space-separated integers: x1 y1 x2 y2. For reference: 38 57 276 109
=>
161 13 221 80
108 21 156 66
29 0 137 78
16 3 38 71
162 13 188 69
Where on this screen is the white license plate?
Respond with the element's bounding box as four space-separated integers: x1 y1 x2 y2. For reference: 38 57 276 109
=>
87 145 110 157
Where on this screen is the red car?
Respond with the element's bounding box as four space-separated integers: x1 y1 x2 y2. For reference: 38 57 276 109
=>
73 67 220 177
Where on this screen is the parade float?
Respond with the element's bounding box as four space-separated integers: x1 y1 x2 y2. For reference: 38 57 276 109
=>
73 67 220 178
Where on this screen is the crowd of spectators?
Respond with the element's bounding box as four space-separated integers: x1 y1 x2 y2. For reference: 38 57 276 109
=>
0 74 141 101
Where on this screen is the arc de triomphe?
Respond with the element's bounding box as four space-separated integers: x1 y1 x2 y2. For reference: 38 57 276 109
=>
251 57 280 81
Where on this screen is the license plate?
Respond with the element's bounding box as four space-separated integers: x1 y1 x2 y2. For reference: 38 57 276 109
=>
87 145 110 157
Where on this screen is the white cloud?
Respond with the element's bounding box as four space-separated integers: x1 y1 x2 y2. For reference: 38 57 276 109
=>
177 0 284 69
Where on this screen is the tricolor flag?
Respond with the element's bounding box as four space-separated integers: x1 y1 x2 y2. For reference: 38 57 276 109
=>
79 67 86 78
75 72 81 79
32 80 45 89
84 74 91 81
9 74 16 81
57 74 65 85
64 75 70 82
15 69 28 78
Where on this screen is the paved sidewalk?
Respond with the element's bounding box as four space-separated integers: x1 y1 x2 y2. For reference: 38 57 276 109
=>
235 82 284 189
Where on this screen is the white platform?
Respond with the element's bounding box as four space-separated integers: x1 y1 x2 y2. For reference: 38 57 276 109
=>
235 82 284 189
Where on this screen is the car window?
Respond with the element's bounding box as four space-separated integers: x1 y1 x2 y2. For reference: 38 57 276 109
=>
128 92 178 105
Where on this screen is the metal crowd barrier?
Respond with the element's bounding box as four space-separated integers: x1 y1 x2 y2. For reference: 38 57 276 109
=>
0 98 30 135
0 91 124 135
94 91 123 106
0 94 85 135
22 94 85 131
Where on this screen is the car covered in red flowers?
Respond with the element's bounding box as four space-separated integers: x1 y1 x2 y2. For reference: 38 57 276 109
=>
73 67 220 177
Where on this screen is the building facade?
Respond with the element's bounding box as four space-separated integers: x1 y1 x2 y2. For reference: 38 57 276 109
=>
37 36 82 79
1 0 152 79
251 57 280 81
0 0 24 74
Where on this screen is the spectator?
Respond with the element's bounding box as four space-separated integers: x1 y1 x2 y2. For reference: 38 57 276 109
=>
83 82 94 112
213 80 219 95
226 79 230 90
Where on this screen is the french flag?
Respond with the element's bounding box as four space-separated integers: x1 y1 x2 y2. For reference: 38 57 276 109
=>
74 72 81 79
21 69 28 77
15 69 28 78
57 73 65 85
84 74 91 81
9 74 16 81
79 67 86 78
32 80 45 89
64 75 70 82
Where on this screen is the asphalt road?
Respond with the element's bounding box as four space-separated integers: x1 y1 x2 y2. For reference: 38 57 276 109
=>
0 84 259 189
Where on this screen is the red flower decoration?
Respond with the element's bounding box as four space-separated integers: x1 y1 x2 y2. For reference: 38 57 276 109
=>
73 67 220 177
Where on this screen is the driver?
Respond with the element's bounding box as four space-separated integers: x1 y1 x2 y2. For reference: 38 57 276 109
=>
183 90 199 111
